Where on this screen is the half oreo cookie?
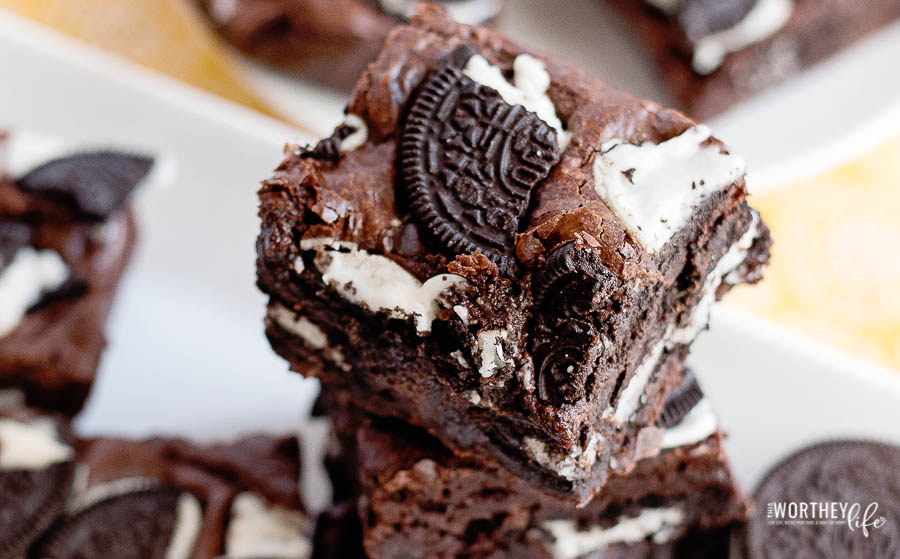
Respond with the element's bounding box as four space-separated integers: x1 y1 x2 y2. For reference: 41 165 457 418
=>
37 485 202 559
0 417 75 559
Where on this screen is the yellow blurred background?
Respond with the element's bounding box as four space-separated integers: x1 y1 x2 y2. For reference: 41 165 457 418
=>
2 0 897 372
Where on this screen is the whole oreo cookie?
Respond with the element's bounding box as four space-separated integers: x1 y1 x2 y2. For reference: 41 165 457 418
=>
656 369 704 428
678 0 757 40
18 151 153 220
0 418 75 559
747 441 900 559
37 486 194 559
400 55 560 274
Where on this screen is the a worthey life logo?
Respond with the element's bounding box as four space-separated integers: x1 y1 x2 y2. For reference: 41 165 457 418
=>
766 501 888 537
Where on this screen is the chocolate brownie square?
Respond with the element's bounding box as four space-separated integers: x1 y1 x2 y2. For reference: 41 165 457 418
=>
606 0 900 118
55 433 312 558
334 372 750 559
0 394 347 558
194 0 504 90
0 133 153 416
256 4 770 503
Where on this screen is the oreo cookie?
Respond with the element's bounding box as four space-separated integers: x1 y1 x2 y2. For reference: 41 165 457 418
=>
656 369 704 428
530 318 595 406
299 124 358 163
532 242 616 316
746 441 900 559
18 151 153 220
37 486 195 559
678 0 757 40
399 57 560 274
0 418 75 558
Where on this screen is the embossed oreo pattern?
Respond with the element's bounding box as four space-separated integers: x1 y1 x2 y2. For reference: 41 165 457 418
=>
38 486 182 559
747 441 900 559
400 63 560 274
528 243 620 406
0 461 74 558
531 318 595 406
656 370 704 428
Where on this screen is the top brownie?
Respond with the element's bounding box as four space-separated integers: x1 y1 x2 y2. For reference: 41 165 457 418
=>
257 4 770 502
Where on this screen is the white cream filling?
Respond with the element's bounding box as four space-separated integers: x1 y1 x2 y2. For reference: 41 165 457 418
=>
611 335 668 423
544 507 685 559
379 0 502 24
306 240 464 334
298 417 334 515
661 398 718 449
692 0 794 75
268 303 348 368
0 418 73 470
524 432 604 482
475 328 511 377
225 492 313 559
165 493 203 559
0 247 69 338
593 126 744 253
464 54 571 151
69 476 160 512
670 213 760 345
339 114 368 152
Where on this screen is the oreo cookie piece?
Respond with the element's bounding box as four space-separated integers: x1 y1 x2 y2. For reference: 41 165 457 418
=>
656 369 704 428
530 318 596 406
678 0 757 40
18 151 153 220
37 486 201 559
532 242 617 316
747 441 900 559
299 124 358 163
400 59 560 274
0 221 31 271
0 417 75 559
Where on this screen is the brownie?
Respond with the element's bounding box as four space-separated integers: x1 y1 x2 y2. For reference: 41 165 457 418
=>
606 0 900 118
51 433 313 559
256 4 770 503
328 371 750 559
194 0 505 90
0 394 358 558
0 133 152 416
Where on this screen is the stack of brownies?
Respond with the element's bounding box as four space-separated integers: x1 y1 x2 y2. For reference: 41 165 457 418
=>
256 4 771 557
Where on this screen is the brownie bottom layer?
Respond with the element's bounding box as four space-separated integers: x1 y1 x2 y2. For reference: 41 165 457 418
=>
0 209 137 416
339 415 748 559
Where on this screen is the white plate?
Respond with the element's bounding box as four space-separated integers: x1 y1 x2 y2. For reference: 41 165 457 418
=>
0 11 898 493
242 0 900 193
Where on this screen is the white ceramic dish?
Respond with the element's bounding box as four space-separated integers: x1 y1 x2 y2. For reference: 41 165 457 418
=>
0 10 898 496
